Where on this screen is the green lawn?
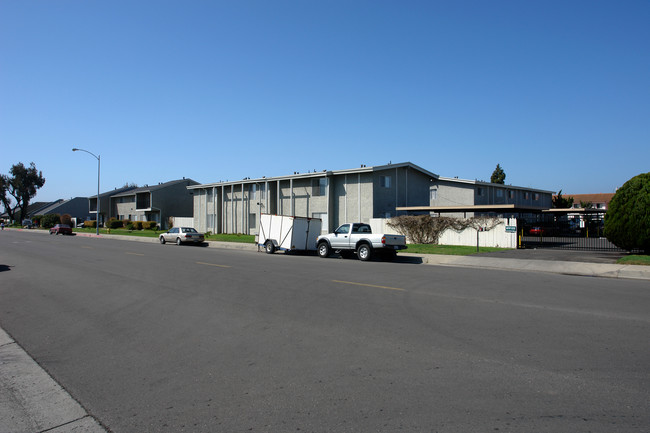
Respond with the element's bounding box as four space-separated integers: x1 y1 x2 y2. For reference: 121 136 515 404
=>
617 255 650 266
73 227 255 243
205 233 255 243
74 227 159 237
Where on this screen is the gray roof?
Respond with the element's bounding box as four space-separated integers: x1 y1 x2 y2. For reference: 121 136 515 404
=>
188 162 438 189
111 178 198 198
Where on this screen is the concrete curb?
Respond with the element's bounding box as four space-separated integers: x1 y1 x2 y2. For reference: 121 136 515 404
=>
0 328 107 433
400 253 650 280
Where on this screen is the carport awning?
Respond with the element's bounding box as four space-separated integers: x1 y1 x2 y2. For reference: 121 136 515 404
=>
396 204 547 213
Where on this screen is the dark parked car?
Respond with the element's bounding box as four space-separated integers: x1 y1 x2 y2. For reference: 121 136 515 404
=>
529 227 545 235
50 224 73 235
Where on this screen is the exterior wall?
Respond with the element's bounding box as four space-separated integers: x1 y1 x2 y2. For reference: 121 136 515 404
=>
152 180 196 228
431 181 476 217
430 179 553 217
332 173 373 229
171 217 194 228
113 180 196 228
432 180 476 207
370 217 518 248
437 218 517 248
379 165 432 213
115 197 136 220
40 197 93 222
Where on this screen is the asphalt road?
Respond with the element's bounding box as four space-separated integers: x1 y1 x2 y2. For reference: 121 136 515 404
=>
1 230 649 432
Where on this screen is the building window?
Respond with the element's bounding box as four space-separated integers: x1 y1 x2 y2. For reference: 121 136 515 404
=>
508 190 515 199
380 176 391 188
534 193 540 201
524 192 530 200
249 213 257 230
477 187 484 196
312 178 327 196
430 188 437 201
250 184 257 200
496 189 503 198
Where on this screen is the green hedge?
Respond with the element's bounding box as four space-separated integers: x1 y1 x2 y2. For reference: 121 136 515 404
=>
83 220 97 228
107 218 124 229
41 214 60 229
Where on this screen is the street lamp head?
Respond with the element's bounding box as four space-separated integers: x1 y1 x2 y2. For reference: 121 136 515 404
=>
72 148 79 151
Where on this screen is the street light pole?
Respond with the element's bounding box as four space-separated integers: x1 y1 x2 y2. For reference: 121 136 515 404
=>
72 148 101 236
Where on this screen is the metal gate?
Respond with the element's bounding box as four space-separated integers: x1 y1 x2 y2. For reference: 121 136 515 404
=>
518 210 629 252
520 234 625 251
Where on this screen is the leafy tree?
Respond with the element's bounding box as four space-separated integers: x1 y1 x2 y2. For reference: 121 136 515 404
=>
0 162 46 222
552 190 574 208
490 164 506 184
604 172 650 253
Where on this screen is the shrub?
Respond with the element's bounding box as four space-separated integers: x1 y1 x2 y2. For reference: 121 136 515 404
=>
61 214 72 226
84 220 97 228
132 221 143 230
142 221 158 230
40 213 61 229
33 215 43 226
107 218 124 229
387 215 457 244
126 223 134 231
605 172 650 253
387 215 502 244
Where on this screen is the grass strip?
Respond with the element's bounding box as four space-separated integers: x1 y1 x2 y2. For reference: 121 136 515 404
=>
617 255 650 266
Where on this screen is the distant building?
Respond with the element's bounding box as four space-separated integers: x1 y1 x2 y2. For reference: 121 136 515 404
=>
35 197 93 224
423 177 554 217
86 178 198 228
107 179 198 228
562 193 615 210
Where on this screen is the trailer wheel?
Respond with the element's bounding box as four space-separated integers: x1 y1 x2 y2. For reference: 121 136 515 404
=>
318 242 331 258
265 240 276 254
357 243 372 261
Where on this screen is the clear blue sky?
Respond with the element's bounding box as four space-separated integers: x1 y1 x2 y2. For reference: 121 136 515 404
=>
1 0 648 203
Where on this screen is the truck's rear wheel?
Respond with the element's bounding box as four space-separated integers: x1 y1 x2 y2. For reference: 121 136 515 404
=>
357 243 372 261
318 242 331 258
265 240 276 254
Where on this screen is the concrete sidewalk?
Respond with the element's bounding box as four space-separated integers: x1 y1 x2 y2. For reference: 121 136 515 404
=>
0 328 107 433
400 252 650 280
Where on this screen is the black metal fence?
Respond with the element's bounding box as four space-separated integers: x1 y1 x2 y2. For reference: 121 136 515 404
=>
520 235 625 251
518 210 630 252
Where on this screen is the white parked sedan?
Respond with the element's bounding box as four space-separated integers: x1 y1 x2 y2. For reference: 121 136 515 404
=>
159 227 205 245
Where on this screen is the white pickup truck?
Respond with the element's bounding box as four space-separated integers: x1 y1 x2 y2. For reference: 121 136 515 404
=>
316 223 407 261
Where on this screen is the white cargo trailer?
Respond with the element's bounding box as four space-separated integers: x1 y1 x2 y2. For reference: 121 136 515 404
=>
257 214 322 254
